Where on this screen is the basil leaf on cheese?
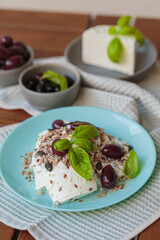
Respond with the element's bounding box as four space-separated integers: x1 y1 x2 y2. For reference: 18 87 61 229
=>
69 147 93 179
118 15 131 28
118 26 135 35
72 138 96 151
72 125 99 139
107 37 123 63
54 139 71 151
108 26 117 35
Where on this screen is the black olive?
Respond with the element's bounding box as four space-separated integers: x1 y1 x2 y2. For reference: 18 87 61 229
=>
71 121 92 130
45 162 53 172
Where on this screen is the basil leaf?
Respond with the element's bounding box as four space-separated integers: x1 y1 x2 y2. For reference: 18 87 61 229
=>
69 147 93 179
123 150 140 178
133 28 145 47
72 125 100 139
118 26 135 35
108 26 117 35
54 139 71 151
40 70 68 91
107 37 123 63
72 138 96 151
118 15 131 28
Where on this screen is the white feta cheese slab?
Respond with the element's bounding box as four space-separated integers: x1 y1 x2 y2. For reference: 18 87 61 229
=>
82 25 136 75
31 130 97 204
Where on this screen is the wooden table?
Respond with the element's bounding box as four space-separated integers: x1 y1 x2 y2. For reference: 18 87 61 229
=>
0 10 159 240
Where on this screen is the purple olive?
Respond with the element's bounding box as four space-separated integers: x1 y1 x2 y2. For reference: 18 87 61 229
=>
0 36 13 47
52 139 67 157
52 119 65 129
8 45 25 57
35 73 43 80
3 55 24 70
71 121 92 130
23 50 30 61
14 41 25 49
100 165 116 189
0 46 9 61
102 144 124 159
0 60 4 69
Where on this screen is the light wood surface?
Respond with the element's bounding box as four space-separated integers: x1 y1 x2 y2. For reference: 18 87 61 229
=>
0 9 159 240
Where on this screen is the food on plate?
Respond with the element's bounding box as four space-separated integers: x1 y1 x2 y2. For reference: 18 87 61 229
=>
82 15 145 75
24 70 74 93
0 35 30 70
22 120 140 205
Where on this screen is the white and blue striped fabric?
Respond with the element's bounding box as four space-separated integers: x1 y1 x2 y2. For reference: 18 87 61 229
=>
0 57 160 240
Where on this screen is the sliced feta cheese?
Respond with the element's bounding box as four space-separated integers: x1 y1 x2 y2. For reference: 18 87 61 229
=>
82 25 136 75
32 130 97 204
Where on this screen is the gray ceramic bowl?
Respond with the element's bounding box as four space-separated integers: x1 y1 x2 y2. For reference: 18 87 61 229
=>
0 45 34 88
19 63 81 111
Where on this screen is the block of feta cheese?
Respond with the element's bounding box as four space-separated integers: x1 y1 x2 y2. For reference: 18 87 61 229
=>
82 25 136 75
31 130 97 204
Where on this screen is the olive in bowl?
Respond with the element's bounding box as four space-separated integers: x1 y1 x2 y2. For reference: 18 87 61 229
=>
19 63 81 111
0 35 34 87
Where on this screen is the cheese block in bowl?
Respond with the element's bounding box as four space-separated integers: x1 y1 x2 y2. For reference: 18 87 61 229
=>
82 25 136 75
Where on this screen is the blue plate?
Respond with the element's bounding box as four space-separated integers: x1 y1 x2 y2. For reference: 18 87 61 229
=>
0 106 156 212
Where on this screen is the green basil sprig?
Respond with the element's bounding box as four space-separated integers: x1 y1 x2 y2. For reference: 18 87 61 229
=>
107 15 145 62
72 138 96 151
54 124 99 179
123 150 139 178
40 70 68 91
54 139 71 151
107 37 123 63
73 125 100 139
117 15 131 28
69 147 93 180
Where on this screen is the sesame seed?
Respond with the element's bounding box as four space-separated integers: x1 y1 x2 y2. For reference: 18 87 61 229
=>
25 177 28 180
28 180 32 182
79 200 83 202
59 187 62 192
50 180 53 184
74 184 78 188
89 188 93 191
21 170 25 175
64 174 67 178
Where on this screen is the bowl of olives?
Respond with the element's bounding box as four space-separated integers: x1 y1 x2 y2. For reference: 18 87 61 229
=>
0 35 34 87
19 63 81 110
